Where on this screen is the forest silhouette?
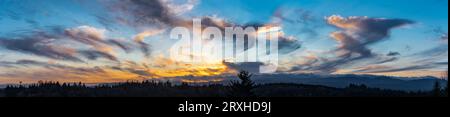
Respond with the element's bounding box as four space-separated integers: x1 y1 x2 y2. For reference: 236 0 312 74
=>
0 71 447 97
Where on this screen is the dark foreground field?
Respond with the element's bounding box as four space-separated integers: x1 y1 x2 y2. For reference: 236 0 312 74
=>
1 81 447 97
1 71 448 97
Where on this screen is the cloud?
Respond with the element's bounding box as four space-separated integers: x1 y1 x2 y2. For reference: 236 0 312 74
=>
440 32 448 43
326 15 413 66
99 0 303 55
372 57 398 64
351 47 447 74
64 26 111 51
109 59 232 78
64 26 135 61
133 29 166 42
273 8 325 38
0 26 130 62
330 31 372 58
136 41 151 57
413 44 448 57
278 36 302 54
0 25 144 63
101 0 186 28
0 59 142 83
15 59 52 66
387 51 400 56
223 62 264 73
132 29 167 57
288 15 414 74
0 32 83 62
161 0 199 15
65 25 106 41
430 27 448 43
353 63 445 74
95 0 302 59
351 65 393 73
79 50 118 62
107 39 133 53
0 59 66 69
239 23 302 54
96 0 204 57
327 15 413 59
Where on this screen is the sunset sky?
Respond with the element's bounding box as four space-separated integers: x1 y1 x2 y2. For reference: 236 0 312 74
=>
0 0 448 84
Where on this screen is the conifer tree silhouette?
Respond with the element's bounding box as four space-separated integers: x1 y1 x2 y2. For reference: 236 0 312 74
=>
432 80 442 97
227 71 255 97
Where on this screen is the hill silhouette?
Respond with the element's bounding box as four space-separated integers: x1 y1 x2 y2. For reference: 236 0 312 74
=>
0 71 447 97
162 73 448 91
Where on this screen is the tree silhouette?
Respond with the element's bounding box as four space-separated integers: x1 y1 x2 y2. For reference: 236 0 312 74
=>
432 80 442 97
227 71 255 97
445 83 448 97
444 70 448 97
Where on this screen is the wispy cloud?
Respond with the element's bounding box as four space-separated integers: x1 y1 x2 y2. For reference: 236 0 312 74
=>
288 15 414 74
0 30 83 62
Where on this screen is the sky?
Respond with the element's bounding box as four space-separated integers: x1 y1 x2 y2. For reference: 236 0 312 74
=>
0 0 448 84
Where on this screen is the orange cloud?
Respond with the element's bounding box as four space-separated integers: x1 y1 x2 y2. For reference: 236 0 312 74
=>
133 29 166 42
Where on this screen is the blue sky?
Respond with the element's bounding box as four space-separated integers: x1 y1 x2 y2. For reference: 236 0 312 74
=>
0 0 448 83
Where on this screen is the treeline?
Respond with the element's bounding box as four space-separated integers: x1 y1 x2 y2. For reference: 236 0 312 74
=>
0 71 448 97
2 80 226 97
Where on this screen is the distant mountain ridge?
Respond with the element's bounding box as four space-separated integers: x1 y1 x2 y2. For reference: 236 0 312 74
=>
249 74 447 91
0 74 447 91
165 73 448 91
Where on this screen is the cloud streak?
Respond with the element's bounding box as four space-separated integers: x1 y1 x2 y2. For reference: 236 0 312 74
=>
0 31 83 62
